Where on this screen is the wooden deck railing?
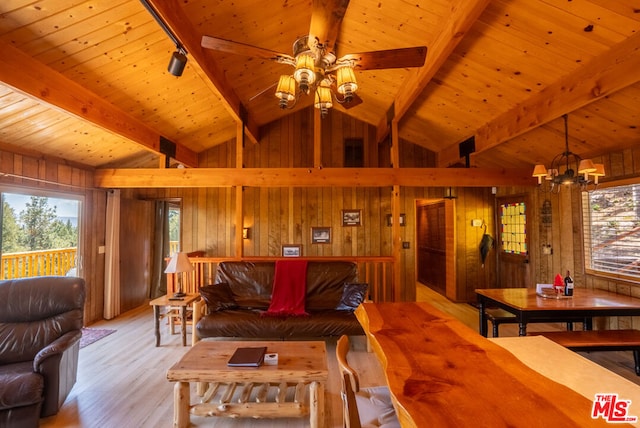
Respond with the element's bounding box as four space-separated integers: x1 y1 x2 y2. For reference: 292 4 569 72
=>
1 248 77 280
167 256 396 302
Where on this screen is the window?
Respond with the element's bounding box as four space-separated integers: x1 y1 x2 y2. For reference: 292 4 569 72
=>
344 138 364 167
1 191 81 279
583 183 640 280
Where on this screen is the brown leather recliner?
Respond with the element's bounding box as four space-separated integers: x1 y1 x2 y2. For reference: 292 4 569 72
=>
0 276 85 428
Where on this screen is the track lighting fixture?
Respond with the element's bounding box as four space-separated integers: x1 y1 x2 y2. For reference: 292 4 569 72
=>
168 48 187 77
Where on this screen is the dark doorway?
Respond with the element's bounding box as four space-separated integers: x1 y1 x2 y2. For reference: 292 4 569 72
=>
417 201 447 295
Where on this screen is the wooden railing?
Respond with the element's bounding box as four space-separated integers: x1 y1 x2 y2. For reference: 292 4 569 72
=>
167 256 396 302
1 248 77 280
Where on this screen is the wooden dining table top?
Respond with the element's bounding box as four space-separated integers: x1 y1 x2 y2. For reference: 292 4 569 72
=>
355 301 632 428
476 287 640 311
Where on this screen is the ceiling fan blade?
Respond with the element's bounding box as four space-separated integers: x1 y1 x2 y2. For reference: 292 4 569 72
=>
202 35 294 64
308 0 350 53
337 47 427 70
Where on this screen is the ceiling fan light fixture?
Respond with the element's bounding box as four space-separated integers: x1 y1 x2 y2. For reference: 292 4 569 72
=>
336 66 357 102
275 75 297 109
314 85 333 118
293 54 316 93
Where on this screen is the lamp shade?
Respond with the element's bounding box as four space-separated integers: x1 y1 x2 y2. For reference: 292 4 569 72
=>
293 54 316 91
164 252 194 274
275 75 296 108
314 85 333 109
532 164 547 184
591 163 605 184
336 67 358 94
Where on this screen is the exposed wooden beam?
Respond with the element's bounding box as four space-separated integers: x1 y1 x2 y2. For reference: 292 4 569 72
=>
147 0 260 145
377 0 490 141
0 41 198 168
438 31 640 166
94 167 533 188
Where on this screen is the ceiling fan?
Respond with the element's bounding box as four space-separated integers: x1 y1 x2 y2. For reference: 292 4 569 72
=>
201 0 427 117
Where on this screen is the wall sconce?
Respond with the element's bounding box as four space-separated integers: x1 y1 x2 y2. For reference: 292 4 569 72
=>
386 214 406 227
242 227 250 239
444 187 457 199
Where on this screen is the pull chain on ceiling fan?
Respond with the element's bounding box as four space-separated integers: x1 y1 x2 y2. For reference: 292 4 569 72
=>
201 0 427 118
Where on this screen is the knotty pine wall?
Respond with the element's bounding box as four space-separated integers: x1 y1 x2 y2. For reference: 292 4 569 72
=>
0 149 107 325
129 108 497 303
4 115 638 323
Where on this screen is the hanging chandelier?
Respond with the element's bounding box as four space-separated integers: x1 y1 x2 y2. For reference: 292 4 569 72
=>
274 36 358 118
532 114 605 193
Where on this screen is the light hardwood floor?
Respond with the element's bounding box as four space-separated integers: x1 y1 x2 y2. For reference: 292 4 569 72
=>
40 284 639 428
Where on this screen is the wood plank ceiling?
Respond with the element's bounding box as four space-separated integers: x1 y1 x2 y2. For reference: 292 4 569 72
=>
0 0 638 172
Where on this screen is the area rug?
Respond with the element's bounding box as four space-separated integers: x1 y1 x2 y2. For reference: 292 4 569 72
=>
80 328 116 349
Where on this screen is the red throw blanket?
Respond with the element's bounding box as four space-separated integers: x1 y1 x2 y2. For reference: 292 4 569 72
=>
263 260 309 317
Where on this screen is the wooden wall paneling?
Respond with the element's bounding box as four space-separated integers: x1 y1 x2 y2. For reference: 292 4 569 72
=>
256 187 266 255
204 187 216 255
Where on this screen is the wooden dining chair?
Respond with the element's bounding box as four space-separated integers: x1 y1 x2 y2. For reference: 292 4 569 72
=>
336 335 400 428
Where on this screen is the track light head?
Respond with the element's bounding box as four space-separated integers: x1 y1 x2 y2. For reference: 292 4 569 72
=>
168 50 187 77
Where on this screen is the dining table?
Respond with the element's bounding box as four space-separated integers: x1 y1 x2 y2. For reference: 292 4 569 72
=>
354 301 636 428
476 287 640 337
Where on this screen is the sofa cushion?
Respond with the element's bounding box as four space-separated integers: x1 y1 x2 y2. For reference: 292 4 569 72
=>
0 362 44 410
196 309 364 339
336 283 368 311
199 283 238 313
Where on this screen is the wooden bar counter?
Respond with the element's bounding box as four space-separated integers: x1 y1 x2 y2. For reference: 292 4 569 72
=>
355 302 633 428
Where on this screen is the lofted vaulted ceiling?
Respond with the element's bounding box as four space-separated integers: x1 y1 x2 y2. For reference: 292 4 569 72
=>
0 0 638 173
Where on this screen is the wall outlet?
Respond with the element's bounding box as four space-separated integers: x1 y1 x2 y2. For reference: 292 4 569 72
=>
402 241 410 249
471 219 483 227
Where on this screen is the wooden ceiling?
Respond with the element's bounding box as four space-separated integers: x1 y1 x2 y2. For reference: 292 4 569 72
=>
0 0 638 172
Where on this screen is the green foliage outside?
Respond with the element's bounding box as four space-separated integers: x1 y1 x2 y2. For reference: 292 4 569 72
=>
2 196 78 253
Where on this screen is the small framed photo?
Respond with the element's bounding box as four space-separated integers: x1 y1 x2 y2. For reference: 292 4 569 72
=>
282 244 302 257
342 209 362 226
311 227 331 244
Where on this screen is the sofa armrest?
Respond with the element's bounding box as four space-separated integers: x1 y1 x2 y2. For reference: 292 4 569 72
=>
34 330 82 416
192 298 206 346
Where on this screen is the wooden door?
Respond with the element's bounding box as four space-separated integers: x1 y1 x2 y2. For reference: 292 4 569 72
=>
417 201 447 295
119 198 153 312
496 195 530 288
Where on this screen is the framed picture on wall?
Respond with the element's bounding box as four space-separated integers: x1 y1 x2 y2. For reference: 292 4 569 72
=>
342 209 362 226
311 227 331 244
282 244 302 257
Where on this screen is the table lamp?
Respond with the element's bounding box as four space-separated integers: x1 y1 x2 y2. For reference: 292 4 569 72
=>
164 252 194 298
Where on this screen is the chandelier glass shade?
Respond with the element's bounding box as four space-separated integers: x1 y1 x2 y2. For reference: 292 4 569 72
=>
532 114 605 192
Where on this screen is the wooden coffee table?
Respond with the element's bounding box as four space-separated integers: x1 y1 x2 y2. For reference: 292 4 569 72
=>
166 340 328 428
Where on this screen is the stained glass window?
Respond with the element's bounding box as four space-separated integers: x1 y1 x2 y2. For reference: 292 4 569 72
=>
500 202 527 255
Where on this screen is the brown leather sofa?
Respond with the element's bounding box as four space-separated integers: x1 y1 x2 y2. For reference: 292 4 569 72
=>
195 261 366 340
0 276 85 428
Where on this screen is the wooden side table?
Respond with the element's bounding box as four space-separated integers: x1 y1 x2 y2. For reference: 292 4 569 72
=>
149 294 200 346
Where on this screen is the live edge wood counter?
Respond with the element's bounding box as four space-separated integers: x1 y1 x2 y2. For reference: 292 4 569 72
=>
355 302 630 428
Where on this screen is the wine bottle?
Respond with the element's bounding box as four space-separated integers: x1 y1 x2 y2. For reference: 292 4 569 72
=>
564 270 574 296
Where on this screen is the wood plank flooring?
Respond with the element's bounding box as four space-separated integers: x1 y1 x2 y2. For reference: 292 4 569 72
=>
40 284 639 428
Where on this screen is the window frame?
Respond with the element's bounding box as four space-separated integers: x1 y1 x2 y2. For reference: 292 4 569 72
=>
582 179 640 284
1 185 84 278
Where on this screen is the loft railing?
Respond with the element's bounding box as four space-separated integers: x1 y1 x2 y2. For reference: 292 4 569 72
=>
166 256 396 302
1 248 77 280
